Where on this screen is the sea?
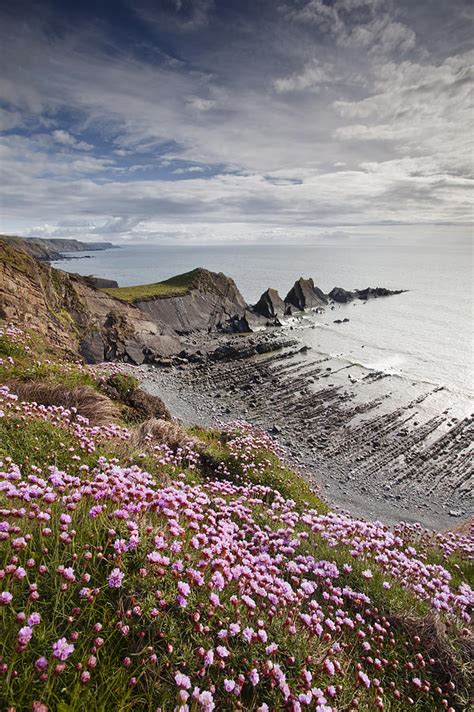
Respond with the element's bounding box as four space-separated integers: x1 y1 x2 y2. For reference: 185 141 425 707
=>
53 236 473 403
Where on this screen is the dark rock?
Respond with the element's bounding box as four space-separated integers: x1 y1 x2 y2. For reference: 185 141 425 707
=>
82 276 119 289
329 287 354 303
355 287 407 300
253 288 286 319
284 277 328 311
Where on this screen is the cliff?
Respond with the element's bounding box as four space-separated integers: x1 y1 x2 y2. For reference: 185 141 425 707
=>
0 234 115 261
108 267 251 334
0 239 180 364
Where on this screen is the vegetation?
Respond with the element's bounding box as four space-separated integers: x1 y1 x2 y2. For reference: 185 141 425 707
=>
0 321 472 711
102 269 206 302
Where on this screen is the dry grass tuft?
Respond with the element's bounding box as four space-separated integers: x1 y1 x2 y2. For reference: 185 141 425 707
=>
6 380 119 426
389 612 474 702
132 418 195 451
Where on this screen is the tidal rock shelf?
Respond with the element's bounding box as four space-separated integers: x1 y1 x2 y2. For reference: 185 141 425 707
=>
133 331 473 530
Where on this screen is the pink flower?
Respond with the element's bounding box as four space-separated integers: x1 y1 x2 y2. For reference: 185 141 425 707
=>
203 649 214 667
18 626 33 645
52 637 75 661
198 690 215 711
358 671 371 688
0 591 12 605
249 669 260 686
324 659 335 676
175 671 191 689
108 568 124 588
224 679 235 692
35 657 48 672
28 612 41 626
361 569 373 579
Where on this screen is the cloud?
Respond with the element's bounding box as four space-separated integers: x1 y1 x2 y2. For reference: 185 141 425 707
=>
274 60 334 93
339 15 416 54
51 130 93 151
0 1 472 243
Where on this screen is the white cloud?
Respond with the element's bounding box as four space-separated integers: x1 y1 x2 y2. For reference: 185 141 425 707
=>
51 129 93 151
274 61 334 93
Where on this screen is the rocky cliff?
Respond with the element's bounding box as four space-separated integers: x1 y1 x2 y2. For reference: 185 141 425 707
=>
132 268 251 334
0 239 180 364
0 234 115 261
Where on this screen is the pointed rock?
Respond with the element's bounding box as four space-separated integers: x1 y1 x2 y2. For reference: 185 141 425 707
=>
253 288 286 318
284 277 328 311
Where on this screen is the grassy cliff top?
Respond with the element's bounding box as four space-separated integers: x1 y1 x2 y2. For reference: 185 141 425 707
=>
102 267 220 302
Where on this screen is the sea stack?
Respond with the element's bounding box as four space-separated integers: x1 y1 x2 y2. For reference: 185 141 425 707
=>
284 277 328 311
253 288 286 318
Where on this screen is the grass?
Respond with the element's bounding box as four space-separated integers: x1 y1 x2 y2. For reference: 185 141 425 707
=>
102 269 205 302
189 425 329 513
0 320 472 711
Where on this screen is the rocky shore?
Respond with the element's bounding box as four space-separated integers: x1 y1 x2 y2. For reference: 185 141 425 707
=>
1 235 471 530
130 328 473 531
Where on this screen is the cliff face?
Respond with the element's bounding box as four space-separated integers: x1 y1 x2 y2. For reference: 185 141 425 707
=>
0 234 115 261
133 268 249 334
0 240 181 364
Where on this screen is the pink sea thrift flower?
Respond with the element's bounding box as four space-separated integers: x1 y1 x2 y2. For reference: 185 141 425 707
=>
108 568 124 588
52 637 75 661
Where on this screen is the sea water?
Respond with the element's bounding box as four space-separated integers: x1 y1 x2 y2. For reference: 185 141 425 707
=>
53 235 473 399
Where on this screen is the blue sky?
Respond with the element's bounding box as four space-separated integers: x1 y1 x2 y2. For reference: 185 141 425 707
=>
0 0 472 243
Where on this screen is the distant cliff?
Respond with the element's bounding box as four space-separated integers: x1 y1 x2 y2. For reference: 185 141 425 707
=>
0 234 115 261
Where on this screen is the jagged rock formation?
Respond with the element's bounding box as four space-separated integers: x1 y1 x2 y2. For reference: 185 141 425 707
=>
329 287 354 303
0 239 181 364
355 287 406 300
330 286 407 303
134 268 249 334
253 288 286 318
284 278 328 311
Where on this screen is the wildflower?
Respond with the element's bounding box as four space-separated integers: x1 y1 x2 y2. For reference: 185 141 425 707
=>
35 657 48 672
0 591 12 605
108 568 124 589
198 690 215 711
18 626 33 646
52 637 75 661
358 671 371 688
175 671 191 689
28 612 41 626
224 679 235 692
249 669 260 686
204 649 214 667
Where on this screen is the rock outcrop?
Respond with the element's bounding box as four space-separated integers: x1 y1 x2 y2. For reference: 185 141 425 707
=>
0 239 181 364
355 287 406 300
134 268 248 334
329 287 354 303
284 278 328 311
253 288 286 319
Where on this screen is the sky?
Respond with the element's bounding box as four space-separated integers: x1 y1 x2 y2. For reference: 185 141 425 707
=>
0 0 473 244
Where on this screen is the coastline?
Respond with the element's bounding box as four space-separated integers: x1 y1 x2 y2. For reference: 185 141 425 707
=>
128 327 473 531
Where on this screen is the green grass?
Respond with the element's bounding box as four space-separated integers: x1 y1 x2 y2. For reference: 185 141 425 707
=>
189 425 329 514
102 269 205 302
